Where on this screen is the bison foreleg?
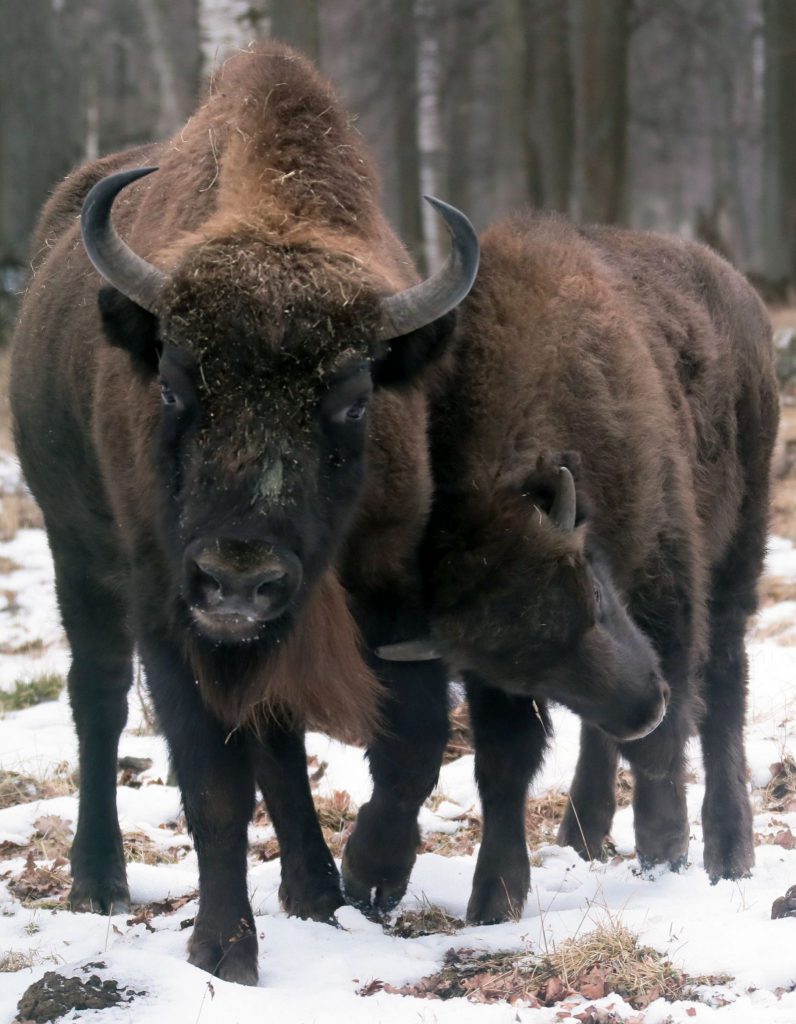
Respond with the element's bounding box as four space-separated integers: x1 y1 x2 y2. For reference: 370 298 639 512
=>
465 680 549 925
142 636 258 985
621 705 690 873
557 724 619 861
52 544 133 916
251 721 343 922
342 656 449 917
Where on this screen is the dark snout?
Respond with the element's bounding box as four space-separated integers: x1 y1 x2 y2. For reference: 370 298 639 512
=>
595 673 670 743
185 538 302 640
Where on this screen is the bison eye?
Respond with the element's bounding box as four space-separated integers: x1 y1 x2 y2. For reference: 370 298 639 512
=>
345 397 369 421
160 381 180 408
329 394 369 425
593 583 602 607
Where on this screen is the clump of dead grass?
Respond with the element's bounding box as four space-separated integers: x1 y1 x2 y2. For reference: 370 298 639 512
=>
362 918 729 1011
443 702 472 764
123 831 185 866
762 757 796 812
315 790 356 857
526 791 569 847
388 897 464 939
0 948 61 973
0 763 76 811
0 673 64 713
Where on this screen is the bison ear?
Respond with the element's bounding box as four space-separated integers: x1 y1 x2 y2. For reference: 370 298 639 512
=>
97 286 160 376
371 310 456 389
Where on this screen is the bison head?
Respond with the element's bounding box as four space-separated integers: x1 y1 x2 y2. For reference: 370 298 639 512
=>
382 458 668 744
81 168 478 661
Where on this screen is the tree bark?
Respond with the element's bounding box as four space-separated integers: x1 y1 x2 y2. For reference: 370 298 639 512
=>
528 0 573 212
571 0 631 224
271 0 321 63
762 0 796 291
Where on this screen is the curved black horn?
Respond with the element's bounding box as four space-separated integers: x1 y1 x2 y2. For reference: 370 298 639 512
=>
81 167 166 314
376 196 479 340
550 466 577 533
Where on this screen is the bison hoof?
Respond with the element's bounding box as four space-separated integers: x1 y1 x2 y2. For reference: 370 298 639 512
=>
637 851 688 874
188 925 259 985
68 877 131 915
279 880 344 923
340 805 417 919
702 793 754 882
556 817 609 862
466 842 529 925
466 875 528 926
340 845 412 919
703 839 754 883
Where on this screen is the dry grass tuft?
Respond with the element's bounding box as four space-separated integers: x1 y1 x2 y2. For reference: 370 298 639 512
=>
0 763 76 811
388 897 464 939
443 702 473 763
762 757 796 812
315 790 356 857
0 948 61 973
123 831 185 866
362 919 729 1010
533 918 721 1009
526 791 568 847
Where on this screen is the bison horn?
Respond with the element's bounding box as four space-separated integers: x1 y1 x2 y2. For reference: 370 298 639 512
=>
377 196 479 340
550 466 577 532
81 167 167 315
375 638 441 662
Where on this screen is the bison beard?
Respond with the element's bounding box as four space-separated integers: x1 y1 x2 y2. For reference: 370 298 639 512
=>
10 41 478 986
344 212 779 926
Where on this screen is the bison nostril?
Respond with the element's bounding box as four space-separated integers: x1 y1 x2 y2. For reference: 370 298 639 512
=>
195 565 224 606
255 568 287 594
659 678 671 706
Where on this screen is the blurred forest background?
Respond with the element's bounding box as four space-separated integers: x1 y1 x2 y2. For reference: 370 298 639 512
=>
1 0 796 342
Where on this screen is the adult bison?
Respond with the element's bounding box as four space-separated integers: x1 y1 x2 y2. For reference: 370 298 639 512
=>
10 43 477 983
350 212 778 925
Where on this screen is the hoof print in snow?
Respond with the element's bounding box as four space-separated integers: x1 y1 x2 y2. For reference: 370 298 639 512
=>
15 968 145 1022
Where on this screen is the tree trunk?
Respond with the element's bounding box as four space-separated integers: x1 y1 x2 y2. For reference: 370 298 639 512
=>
571 0 631 224
271 0 321 63
762 0 796 292
528 0 573 212
493 0 534 213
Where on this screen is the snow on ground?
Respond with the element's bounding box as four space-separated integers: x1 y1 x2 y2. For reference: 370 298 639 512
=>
0 524 795 1022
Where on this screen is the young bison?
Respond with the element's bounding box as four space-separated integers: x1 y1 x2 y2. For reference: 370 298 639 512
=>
347 212 778 925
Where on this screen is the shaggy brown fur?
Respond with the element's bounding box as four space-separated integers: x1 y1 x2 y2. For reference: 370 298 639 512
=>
431 212 777 902
345 211 778 926
11 42 451 985
14 43 423 736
